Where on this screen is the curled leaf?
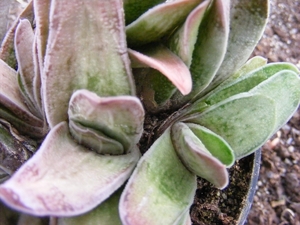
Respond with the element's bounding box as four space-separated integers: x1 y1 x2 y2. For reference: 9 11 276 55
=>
68 90 144 155
171 122 229 189
129 45 192 95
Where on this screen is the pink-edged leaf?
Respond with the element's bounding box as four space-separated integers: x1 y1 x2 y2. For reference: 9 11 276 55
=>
171 0 230 104
33 0 50 69
15 19 42 116
68 90 144 155
43 0 135 127
0 0 12 43
168 0 210 67
126 0 202 47
0 1 34 69
171 122 229 189
57 188 123 225
128 45 192 95
119 129 196 225
0 59 45 138
0 122 140 216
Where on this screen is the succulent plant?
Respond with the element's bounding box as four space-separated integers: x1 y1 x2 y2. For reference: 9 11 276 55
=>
0 0 300 224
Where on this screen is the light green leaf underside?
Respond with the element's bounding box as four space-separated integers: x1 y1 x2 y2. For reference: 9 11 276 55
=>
186 123 235 167
184 93 276 159
119 129 196 225
171 122 229 189
68 90 144 155
0 122 140 216
126 0 202 47
57 188 123 225
43 0 135 127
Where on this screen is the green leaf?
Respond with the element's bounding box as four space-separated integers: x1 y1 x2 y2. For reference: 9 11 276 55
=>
43 0 135 127
167 0 210 67
129 44 192 95
57 188 123 225
126 0 202 47
68 90 144 155
204 62 299 106
206 0 270 91
171 122 229 189
171 0 230 105
249 70 300 132
186 123 235 167
119 129 196 225
184 93 276 159
0 122 140 216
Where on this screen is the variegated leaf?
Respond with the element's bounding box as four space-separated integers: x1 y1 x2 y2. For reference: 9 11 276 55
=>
206 0 269 90
43 0 135 127
184 93 276 158
119 129 196 225
0 122 140 216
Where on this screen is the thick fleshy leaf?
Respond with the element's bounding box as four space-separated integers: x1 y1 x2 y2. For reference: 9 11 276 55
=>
0 59 45 138
184 93 276 158
128 45 192 95
14 19 42 117
0 1 34 69
0 122 140 216
68 90 144 155
171 122 229 189
249 70 300 132
33 0 51 69
175 210 191 225
171 0 230 105
184 56 268 116
43 0 135 127
206 0 269 90
57 188 123 225
167 0 210 67
119 129 196 225
0 0 12 43
204 63 299 106
186 123 235 167
126 0 202 47
123 0 165 25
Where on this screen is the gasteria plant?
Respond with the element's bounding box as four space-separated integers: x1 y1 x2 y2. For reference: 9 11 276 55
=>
0 0 300 224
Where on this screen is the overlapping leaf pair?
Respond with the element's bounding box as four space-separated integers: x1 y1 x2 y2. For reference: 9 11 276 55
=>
0 0 299 224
